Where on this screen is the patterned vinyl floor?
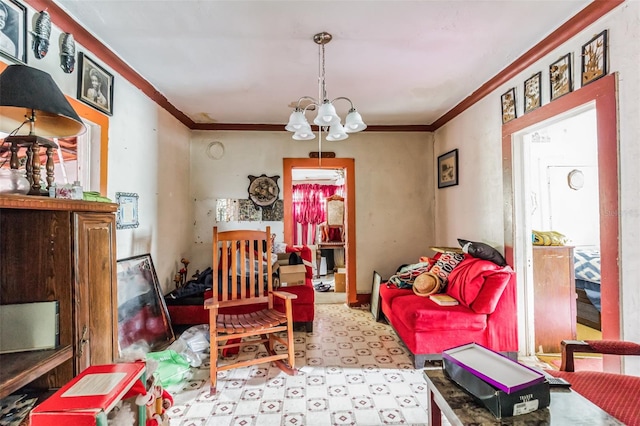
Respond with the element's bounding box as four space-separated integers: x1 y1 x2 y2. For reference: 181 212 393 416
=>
166 304 437 426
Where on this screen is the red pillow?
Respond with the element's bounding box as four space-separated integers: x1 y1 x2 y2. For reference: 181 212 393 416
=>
446 257 511 314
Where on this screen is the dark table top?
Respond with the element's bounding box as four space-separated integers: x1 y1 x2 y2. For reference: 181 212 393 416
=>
424 369 623 425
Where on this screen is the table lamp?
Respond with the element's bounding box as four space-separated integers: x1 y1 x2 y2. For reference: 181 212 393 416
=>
0 64 86 194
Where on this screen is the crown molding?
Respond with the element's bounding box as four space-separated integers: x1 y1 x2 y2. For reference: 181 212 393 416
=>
25 0 624 132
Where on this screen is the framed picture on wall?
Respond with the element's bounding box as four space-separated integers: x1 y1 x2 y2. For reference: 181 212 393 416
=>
77 52 114 115
116 192 139 229
0 0 27 63
581 29 608 86
437 149 459 189
500 87 517 124
550 53 572 101
523 72 541 114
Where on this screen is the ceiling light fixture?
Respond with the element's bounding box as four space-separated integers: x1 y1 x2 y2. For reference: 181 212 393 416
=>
285 32 366 156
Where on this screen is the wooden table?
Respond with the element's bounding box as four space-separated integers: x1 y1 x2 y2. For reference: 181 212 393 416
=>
424 369 623 425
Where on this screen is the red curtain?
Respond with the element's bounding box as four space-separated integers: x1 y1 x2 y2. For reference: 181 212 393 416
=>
292 184 344 245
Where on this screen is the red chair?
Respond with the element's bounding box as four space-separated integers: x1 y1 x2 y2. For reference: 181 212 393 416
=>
546 340 640 426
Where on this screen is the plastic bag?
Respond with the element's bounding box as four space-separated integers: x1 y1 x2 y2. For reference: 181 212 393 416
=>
146 349 191 387
167 324 209 367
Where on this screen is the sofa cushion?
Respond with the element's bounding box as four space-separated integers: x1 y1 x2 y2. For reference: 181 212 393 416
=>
391 294 487 332
446 257 511 314
457 238 507 267
429 251 465 285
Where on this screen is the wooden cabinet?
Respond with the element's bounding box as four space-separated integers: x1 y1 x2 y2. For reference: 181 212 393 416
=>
532 246 576 354
0 195 118 399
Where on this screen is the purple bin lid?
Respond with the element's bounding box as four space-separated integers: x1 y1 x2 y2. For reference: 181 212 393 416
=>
443 342 545 394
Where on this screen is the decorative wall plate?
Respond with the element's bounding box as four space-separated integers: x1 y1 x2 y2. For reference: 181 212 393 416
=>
248 174 280 208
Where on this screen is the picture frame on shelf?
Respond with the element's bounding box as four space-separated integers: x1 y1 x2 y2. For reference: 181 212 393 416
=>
116 192 139 229
550 53 572 101
0 0 27 64
523 72 541 114
116 254 175 355
370 271 383 321
500 87 517 124
437 149 459 189
581 29 608 86
77 52 114 115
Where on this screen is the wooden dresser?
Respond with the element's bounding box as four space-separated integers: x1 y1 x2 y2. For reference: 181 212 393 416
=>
0 194 118 399
532 245 576 354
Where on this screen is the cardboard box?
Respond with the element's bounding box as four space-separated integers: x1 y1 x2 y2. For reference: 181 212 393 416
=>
279 264 306 286
442 343 549 419
334 268 346 292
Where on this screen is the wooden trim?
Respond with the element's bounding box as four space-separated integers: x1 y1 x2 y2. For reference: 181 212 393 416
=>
23 0 622 131
431 0 623 130
283 158 357 305
191 123 434 132
66 98 110 196
502 73 620 371
23 0 195 129
0 194 118 212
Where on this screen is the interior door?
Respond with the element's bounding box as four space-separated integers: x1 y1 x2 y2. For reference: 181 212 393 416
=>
283 158 358 305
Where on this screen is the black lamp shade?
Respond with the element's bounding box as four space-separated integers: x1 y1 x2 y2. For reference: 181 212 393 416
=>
0 64 85 137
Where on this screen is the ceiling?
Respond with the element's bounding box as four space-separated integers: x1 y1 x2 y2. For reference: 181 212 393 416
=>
52 0 592 128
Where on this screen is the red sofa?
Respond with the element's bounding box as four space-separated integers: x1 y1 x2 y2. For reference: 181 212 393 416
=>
379 255 517 368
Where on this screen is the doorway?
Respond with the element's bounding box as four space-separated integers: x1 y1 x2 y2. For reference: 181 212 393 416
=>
520 109 601 358
283 158 357 305
502 74 620 371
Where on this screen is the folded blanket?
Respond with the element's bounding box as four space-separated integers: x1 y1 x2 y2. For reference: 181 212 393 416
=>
82 191 112 202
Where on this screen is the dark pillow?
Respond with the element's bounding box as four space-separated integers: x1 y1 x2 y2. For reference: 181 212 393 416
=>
457 238 507 267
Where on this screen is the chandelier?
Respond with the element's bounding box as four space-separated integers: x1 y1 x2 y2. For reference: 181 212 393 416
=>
285 32 366 149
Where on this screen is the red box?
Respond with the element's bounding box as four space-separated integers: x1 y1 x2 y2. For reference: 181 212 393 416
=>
30 363 146 425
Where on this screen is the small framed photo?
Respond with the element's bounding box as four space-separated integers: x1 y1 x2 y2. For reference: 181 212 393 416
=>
437 149 458 189
500 87 517 124
581 29 608 86
550 53 572 101
116 192 139 229
77 52 114 115
523 72 541 114
0 0 27 63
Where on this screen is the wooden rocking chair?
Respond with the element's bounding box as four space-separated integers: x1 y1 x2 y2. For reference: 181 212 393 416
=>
204 226 297 394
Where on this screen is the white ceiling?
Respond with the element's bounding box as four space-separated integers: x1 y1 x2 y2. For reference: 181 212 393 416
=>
53 0 592 127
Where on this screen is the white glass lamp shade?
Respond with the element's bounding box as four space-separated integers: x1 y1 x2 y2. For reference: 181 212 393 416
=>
292 123 315 140
285 109 308 132
313 101 340 126
344 109 367 133
325 122 349 141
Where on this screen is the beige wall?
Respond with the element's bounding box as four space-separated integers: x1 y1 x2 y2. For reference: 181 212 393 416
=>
189 131 435 294
434 2 640 374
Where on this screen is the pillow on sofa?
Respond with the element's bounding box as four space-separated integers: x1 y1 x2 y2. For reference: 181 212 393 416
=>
429 252 465 285
457 238 507 267
446 257 511 314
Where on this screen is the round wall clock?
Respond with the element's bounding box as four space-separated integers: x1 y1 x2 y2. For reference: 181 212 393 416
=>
248 174 280 207
206 141 225 160
567 169 585 190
